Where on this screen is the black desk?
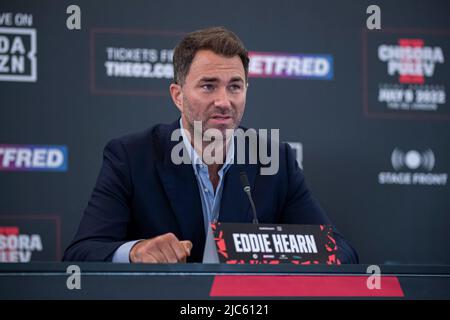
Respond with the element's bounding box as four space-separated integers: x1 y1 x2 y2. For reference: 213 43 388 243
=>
0 263 449 299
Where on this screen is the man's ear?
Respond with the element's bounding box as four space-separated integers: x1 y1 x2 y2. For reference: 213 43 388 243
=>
170 83 183 112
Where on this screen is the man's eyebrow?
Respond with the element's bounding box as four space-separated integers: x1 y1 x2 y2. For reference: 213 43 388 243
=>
198 77 219 83
197 76 245 83
229 77 244 83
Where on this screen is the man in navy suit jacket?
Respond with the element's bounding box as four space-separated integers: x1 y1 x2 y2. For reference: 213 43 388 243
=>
63 27 358 264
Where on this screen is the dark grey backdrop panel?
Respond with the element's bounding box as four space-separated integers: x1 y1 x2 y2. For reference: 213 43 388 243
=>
1 0 449 264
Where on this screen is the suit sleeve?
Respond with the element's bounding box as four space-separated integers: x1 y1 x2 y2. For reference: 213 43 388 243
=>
280 143 359 264
62 139 133 261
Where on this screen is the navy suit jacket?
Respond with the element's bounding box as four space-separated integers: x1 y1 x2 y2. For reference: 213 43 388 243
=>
63 120 358 263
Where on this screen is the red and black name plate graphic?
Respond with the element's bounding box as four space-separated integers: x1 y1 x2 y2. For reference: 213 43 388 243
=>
211 223 339 265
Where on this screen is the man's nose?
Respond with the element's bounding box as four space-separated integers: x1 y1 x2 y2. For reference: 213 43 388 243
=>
213 88 232 108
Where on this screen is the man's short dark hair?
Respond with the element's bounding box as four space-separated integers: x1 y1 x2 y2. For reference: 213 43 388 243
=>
173 26 249 85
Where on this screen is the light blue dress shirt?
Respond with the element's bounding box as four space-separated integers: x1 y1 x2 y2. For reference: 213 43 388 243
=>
112 119 234 263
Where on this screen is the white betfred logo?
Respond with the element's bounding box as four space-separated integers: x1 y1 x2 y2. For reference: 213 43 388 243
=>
378 148 447 186
248 52 333 80
0 145 68 171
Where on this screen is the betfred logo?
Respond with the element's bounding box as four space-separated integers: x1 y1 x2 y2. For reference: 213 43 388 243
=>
0 226 43 262
249 52 333 80
378 39 444 84
0 144 68 171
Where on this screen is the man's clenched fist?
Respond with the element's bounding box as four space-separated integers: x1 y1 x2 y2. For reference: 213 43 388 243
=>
129 233 192 263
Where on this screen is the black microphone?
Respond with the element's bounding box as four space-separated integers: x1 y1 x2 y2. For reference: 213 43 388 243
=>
240 171 259 224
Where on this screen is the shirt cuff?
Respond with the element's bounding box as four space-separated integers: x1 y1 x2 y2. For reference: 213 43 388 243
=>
112 240 141 263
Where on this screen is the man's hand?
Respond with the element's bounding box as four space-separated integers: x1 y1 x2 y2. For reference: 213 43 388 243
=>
129 233 193 263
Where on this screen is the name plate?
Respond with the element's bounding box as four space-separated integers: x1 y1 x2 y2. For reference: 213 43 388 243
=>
211 222 340 264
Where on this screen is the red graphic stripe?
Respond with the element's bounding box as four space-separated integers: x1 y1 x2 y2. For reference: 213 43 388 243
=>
0 226 19 235
398 38 424 47
399 75 424 84
210 275 404 297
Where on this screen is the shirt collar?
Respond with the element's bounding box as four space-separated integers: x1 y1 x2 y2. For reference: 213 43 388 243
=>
179 118 234 174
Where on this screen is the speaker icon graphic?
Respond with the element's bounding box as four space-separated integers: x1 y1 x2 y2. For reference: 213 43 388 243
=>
391 148 435 171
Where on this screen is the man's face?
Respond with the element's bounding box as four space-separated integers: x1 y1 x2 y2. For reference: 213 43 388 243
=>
171 50 247 137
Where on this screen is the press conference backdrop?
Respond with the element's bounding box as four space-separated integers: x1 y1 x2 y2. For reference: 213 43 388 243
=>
0 0 449 265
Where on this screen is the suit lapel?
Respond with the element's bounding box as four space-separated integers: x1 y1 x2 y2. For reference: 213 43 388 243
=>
155 121 205 261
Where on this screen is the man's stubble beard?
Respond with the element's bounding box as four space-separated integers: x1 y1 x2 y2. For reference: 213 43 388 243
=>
182 95 244 139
